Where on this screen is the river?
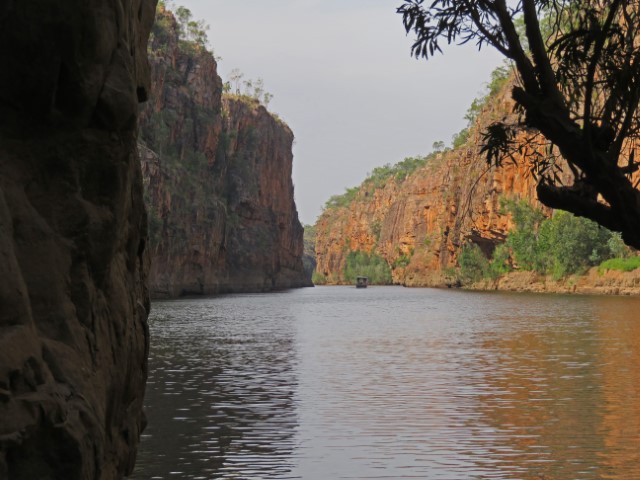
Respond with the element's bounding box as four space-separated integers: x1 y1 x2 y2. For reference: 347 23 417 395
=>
130 286 640 479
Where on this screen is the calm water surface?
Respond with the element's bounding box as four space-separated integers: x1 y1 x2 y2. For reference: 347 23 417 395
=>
130 286 640 479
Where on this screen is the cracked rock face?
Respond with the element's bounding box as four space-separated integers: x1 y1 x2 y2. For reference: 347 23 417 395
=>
0 0 156 478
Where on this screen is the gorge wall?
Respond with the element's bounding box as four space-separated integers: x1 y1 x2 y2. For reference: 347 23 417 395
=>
139 7 309 297
315 90 552 287
0 0 155 478
315 84 640 291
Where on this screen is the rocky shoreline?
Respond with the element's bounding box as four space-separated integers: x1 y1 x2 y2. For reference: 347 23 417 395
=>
466 268 640 296
317 267 640 297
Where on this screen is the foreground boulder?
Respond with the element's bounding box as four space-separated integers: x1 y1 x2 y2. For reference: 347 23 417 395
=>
0 0 156 477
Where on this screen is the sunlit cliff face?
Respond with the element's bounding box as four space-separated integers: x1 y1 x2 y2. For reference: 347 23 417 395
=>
314 78 640 290
314 87 544 286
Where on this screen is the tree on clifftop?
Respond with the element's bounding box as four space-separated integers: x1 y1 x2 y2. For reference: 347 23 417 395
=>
398 0 640 249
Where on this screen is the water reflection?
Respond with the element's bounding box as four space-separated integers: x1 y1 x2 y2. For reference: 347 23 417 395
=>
131 287 640 479
467 295 605 479
594 298 640 477
131 295 300 479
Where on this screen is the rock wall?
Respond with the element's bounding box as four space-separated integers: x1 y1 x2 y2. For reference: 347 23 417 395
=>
0 0 155 478
315 90 552 286
139 7 309 297
315 84 640 290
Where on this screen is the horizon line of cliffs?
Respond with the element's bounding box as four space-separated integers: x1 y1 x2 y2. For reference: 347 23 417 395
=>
313 86 640 295
138 6 310 298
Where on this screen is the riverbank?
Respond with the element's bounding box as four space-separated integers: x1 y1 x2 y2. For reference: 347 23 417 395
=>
468 267 640 296
317 267 640 296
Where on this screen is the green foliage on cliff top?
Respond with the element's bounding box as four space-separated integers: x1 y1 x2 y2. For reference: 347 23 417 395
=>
323 186 360 210
157 1 209 47
465 63 511 125
153 2 210 54
365 155 431 189
224 70 274 108
451 62 512 149
322 154 435 212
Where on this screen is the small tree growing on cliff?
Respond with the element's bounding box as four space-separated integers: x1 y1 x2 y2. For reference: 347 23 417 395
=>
229 69 244 94
174 6 209 48
226 70 275 107
398 0 640 249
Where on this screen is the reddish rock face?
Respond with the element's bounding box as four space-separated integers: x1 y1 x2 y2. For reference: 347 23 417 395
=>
315 91 553 286
316 150 539 286
0 0 155 478
315 83 640 288
139 7 309 297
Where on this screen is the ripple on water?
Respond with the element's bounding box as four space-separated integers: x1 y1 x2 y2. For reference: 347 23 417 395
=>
130 287 640 480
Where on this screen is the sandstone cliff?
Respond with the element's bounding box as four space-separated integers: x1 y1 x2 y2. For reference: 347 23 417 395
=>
315 80 640 292
315 88 545 286
139 7 309 297
0 0 155 478
315 85 640 292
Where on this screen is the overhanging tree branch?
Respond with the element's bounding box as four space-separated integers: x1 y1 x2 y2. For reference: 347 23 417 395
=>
493 0 539 92
536 181 622 232
398 0 640 249
583 0 624 145
522 0 562 104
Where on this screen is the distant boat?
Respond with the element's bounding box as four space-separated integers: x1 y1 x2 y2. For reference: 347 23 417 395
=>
356 276 368 288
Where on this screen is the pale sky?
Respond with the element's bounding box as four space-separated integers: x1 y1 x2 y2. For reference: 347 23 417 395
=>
175 0 506 224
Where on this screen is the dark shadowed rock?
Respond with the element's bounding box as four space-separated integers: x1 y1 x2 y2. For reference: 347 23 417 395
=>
139 7 310 297
0 0 156 478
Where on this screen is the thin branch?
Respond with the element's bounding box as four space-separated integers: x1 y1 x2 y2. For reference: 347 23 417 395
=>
611 86 640 158
522 0 557 93
463 1 511 57
493 0 539 93
583 0 623 143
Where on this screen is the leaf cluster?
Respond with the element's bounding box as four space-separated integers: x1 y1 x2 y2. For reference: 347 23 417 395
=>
323 186 360 211
549 2 640 155
398 0 511 60
502 199 622 278
365 155 430 188
457 198 634 282
343 250 393 285
323 155 433 212
458 243 511 283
